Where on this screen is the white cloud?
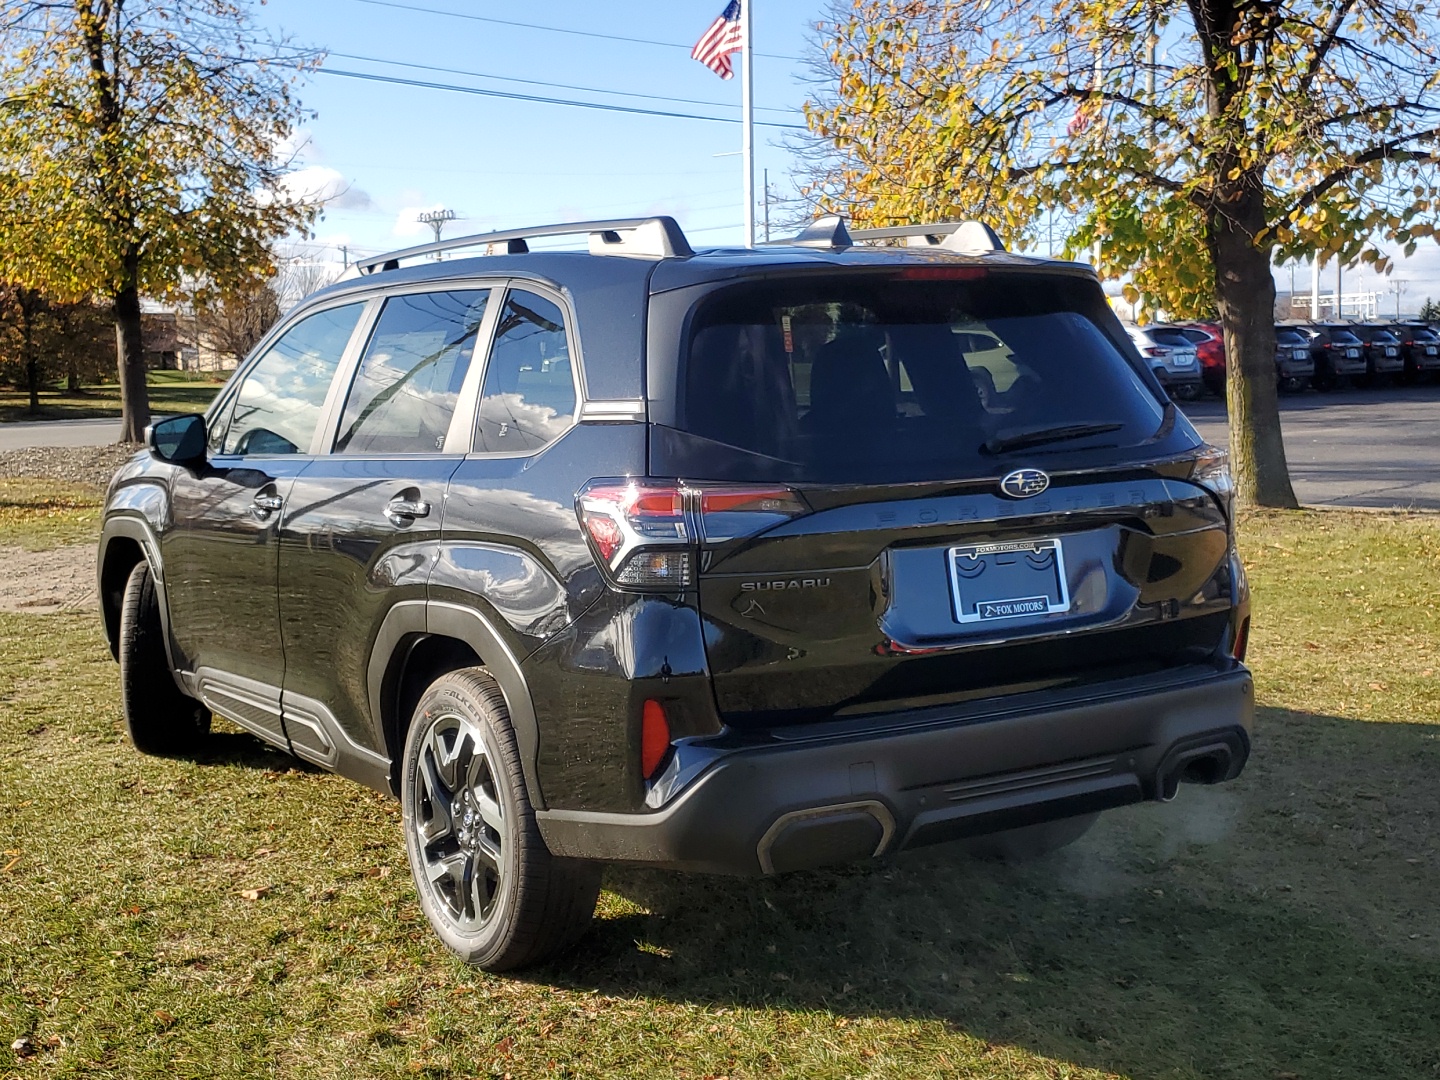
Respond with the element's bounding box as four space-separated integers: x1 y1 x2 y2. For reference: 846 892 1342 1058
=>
273 165 374 211
272 127 317 167
393 203 450 239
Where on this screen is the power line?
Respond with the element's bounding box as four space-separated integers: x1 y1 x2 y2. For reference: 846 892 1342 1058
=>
324 48 797 115
315 67 807 130
343 0 803 61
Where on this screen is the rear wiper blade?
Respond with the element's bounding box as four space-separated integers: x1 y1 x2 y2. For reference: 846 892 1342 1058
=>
981 422 1125 455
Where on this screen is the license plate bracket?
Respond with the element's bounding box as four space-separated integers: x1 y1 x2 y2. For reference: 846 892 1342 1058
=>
948 538 1071 624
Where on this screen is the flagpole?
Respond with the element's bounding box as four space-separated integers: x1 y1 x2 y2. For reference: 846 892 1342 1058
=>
741 0 755 248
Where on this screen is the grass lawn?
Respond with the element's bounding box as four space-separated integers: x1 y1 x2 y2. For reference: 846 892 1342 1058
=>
0 370 225 423
1 503 1437 1078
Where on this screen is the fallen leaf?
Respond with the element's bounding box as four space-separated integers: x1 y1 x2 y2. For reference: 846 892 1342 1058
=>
1303 642 1322 650
11 1037 34 1057
0 856 19 874
154 1010 176 1027
1118 917 1135 925
240 886 270 901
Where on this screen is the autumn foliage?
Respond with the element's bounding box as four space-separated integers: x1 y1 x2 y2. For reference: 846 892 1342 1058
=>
805 0 1440 507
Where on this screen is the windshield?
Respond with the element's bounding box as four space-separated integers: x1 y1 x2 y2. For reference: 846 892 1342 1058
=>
670 272 1170 484
1328 327 1362 344
1276 328 1309 345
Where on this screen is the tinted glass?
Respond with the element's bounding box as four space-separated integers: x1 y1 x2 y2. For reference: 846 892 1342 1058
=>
1148 327 1198 349
221 303 363 455
1412 328 1438 341
678 273 1167 484
335 290 489 454
1275 328 1309 345
1328 327 1362 344
474 290 576 454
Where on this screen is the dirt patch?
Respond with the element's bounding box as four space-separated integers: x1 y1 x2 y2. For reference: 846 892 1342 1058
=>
0 544 96 613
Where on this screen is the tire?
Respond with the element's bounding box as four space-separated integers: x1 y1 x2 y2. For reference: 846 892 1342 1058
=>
401 668 601 971
118 561 211 755
959 813 1098 862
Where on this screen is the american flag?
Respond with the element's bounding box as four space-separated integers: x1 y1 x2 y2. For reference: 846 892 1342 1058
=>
692 0 743 80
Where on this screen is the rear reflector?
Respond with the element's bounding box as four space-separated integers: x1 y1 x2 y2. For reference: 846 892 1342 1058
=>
1232 618 1250 662
641 699 671 779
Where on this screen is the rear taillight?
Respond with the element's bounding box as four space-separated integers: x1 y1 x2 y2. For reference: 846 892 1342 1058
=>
1188 445 1235 517
1142 346 1167 357
577 480 807 589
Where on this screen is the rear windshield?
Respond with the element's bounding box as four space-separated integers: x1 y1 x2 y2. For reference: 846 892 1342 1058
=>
1327 327 1362 344
673 272 1169 484
1147 327 1197 349
1275 328 1309 345
1411 327 1439 341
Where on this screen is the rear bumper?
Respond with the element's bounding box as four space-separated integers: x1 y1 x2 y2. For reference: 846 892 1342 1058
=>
535 665 1254 875
1276 356 1314 378
1154 367 1203 387
1370 353 1405 373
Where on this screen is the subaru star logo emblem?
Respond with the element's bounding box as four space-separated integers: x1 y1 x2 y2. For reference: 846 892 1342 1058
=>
999 468 1050 499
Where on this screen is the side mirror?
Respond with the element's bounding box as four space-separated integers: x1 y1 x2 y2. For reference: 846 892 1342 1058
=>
146 413 208 466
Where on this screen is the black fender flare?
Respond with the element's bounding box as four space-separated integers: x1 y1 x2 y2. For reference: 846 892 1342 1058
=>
97 515 185 686
367 600 546 809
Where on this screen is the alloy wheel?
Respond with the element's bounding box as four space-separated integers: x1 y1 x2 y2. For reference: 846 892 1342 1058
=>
411 713 507 931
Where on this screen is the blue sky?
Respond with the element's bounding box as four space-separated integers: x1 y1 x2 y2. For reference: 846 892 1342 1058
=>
257 0 821 264
254 0 1440 311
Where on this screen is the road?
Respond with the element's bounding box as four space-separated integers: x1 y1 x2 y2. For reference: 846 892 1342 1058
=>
0 417 121 451
2 386 1439 510
1182 384 1440 510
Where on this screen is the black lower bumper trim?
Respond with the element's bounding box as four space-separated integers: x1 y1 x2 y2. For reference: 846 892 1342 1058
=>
535 666 1254 875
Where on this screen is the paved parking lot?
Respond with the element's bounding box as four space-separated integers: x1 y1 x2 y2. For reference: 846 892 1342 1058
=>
1183 384 1440 510
2 386 1438 510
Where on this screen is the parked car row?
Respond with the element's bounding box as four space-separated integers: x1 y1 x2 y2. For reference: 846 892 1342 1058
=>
1122 319 1440 396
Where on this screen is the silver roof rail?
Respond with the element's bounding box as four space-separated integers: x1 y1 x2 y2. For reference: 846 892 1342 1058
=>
355 216 694 274
850 220 1006 254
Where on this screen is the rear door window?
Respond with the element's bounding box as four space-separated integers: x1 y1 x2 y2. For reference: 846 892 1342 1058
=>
675 272 1168 483
335 289 490 454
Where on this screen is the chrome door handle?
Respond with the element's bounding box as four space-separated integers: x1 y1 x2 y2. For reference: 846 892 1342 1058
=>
251 492 283 519
385 498 431 525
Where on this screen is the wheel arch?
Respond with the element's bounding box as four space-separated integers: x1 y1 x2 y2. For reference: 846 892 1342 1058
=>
369 600 545 807
98 516 165 662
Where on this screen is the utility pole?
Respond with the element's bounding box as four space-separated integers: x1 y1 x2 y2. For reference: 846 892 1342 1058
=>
1391 279 1407 319
1311 255 1320 319
417 208 457 257
1336 259 1343 319
340 244 349 269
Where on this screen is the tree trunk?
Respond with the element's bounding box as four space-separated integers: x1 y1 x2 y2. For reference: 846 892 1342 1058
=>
1208 186 1299 509
20 302 39 414
114 270 150 443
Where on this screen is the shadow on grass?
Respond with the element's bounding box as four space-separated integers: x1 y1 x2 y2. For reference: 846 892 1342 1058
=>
187 728 321 775
531 706 1440 1079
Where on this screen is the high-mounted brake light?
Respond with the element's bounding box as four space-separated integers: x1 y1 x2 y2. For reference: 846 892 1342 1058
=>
576 480 807 590
894 266 988 281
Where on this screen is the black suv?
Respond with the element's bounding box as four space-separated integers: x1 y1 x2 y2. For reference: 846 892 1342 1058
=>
98 216 1253 971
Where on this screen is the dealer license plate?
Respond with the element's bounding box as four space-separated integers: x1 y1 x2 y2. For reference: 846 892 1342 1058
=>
948 539 1071 624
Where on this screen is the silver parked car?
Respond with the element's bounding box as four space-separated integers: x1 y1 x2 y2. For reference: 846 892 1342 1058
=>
1123 323 1204 399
